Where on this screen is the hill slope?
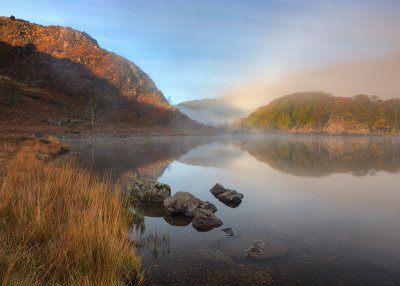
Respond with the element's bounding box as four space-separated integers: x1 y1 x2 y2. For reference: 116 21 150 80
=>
0 16 202 135
176 98 244 126
239 92 400 135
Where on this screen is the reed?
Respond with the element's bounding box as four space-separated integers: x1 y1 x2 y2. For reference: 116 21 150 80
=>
0 137 143 285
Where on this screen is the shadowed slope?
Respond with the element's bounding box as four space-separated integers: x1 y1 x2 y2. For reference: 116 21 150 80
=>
0 16 205 134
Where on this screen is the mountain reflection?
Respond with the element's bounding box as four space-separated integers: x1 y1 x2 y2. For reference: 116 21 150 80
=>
69 136 216 181
69 136 400 181
236 136 400 177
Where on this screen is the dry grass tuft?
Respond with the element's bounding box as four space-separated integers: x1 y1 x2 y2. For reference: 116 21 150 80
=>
0 138 143 285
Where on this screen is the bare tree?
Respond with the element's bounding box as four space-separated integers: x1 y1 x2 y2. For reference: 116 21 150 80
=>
63 92 68 123
91 102 96 128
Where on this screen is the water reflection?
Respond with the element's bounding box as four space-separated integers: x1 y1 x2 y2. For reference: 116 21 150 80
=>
69 135 400 286
235 136 400 177
139 202 192 227
69 136 400 180
68 136 217 180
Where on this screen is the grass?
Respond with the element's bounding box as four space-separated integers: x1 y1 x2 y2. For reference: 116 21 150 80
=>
0 137 143 285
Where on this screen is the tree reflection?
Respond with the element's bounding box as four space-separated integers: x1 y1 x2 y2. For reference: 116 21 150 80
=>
236 136 400 177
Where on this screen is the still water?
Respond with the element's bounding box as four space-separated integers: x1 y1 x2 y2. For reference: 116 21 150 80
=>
69 135 400 286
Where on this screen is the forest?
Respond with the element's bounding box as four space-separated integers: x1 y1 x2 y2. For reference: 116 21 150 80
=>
240 92 400 134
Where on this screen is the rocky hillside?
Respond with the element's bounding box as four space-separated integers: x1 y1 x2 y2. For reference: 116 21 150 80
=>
0 16 203 135
238 92 400 135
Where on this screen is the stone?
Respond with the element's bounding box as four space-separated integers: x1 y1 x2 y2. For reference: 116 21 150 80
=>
210 184 244 208
218 190 243 207
192 208 223 232
163 191 202 217
210 183 227 196
219 237 288 260
119 175 171 203
163 191 222 232
199 201 218 213
127 180 171 203
221 227 235 236
245 240 266 259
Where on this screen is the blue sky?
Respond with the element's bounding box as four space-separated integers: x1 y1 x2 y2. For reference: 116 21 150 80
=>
1 0 400 103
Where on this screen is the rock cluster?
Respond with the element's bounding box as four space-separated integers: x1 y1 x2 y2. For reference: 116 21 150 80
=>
124 180 225 232
163 192 222 231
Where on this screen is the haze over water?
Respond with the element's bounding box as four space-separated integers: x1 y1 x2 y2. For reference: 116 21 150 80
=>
70 135 400 286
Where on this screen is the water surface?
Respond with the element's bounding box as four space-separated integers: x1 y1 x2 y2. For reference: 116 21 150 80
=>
70 135 400 286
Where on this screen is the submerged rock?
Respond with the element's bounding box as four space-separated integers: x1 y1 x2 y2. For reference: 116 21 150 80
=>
210 183 244 208
245 240 266 259
219 237 288 260
192 208 223 231
221 227 235 236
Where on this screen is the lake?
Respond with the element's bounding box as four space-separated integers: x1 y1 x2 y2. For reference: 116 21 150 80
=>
69 135 400 286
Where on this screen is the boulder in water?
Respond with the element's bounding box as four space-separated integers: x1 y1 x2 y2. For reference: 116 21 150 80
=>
210 183 244 208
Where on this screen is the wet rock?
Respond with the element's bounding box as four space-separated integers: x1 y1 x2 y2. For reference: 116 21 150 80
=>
219 237 288 260
163 191 202 216
120 176 171 203
218 190 244 207
128 180 171 203
199 201 218 213
221 227 235 236
245 240 266 259
210 183 244 208
210 183 227 196
192 208 223 232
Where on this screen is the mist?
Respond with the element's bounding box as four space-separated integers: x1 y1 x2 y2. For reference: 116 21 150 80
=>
177 51 400 125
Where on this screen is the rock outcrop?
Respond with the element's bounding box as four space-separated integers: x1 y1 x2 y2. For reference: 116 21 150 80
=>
0 16 203 134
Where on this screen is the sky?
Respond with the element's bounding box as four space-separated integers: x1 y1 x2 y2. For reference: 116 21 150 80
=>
1 0 400 104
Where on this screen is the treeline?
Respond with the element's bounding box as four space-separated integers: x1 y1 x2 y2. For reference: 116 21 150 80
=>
240 92 400 134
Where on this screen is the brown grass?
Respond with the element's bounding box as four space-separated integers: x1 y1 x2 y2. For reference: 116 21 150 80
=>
0 137 143 285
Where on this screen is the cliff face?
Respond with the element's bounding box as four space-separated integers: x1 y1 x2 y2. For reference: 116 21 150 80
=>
0 16 201 134
239 92 400 135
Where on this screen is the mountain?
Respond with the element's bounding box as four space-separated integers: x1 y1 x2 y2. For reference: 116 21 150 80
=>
0 16 204 135
176 97 247 126
238 92 400 135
